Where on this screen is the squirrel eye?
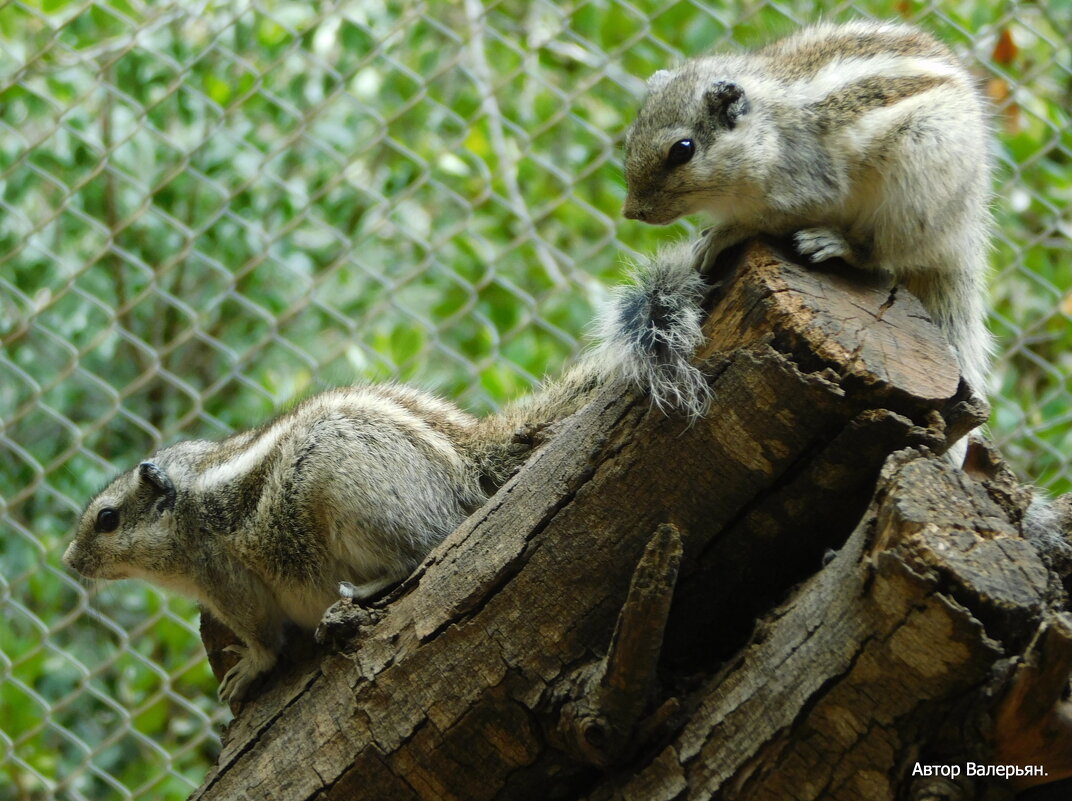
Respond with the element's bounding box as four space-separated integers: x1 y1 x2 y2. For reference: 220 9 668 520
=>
666 139 695 167
96 507 120 533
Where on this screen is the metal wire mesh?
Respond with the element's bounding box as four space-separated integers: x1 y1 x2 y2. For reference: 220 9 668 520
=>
2 1 1069 798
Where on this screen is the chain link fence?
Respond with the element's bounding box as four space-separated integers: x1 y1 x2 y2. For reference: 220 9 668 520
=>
1 0 1069 798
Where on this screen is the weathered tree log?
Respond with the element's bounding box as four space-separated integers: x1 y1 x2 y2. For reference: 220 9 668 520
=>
192 241 1071 801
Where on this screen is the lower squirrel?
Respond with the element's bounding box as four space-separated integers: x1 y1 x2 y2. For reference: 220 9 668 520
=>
63 244 709 704
622 20 994 448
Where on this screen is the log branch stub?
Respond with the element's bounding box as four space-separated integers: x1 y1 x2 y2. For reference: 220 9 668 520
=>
556 523 683 767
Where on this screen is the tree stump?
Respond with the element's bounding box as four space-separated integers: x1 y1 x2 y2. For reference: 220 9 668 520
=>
193 241 1072 801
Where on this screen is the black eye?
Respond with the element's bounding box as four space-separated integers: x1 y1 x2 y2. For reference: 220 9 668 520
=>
96 507 120 533
666 139 695 167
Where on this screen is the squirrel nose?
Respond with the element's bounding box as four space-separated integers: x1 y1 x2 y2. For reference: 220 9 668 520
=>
623 203 647 221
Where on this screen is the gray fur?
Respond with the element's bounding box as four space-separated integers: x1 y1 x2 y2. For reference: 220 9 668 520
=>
1022 494 1072 576
623 20 994 416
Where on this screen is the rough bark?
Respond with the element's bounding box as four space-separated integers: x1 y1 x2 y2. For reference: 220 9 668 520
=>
193 241 1072 801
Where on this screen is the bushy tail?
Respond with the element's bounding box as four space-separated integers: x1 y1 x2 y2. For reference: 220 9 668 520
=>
591 241 711 418
469 242 710 482
504 240 710 429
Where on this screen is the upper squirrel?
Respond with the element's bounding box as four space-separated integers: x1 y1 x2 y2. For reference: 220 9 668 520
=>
622 20 993 401
63 243 709 704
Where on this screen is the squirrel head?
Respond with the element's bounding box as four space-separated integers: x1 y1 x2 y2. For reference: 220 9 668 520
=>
64 460 182 582
623 66 756 226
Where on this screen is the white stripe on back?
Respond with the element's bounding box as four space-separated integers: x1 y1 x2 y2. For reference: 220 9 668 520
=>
792 55 961 103
196 423 288 490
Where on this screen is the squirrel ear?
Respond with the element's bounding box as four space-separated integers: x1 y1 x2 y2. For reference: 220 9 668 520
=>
139 462 176 504
704 80 749 127
646 69 674 94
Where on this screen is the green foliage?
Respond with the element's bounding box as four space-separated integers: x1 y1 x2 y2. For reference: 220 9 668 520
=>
1 0 1069 798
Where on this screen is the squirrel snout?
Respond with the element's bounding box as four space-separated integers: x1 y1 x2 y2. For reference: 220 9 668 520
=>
624 194 677 224
63 539 93 576
624 202 678 226
62 540 78 568
623 201 648 221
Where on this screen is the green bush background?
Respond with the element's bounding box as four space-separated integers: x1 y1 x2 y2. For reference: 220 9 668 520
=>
1 0 1069 798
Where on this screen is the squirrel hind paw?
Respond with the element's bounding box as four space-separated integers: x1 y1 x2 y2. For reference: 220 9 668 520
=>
337 581 360 600
337 577 398 601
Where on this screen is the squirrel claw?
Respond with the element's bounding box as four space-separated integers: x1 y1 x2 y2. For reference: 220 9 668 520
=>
217 643 276 704
794 228 854 264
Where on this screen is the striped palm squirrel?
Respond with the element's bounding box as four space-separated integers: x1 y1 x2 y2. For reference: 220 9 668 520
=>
622 20 993 421
64 243 709 703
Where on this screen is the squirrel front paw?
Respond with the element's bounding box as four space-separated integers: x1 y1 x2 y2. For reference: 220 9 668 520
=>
793 228 854 263
690 228 724 275
218 643 277 704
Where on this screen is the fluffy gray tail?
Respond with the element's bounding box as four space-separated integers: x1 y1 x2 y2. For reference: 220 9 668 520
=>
502 240 712 427
592 241 711 418
470 242 711 481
